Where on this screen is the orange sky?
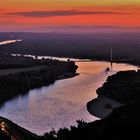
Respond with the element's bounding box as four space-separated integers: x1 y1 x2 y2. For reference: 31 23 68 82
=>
0 0 140 31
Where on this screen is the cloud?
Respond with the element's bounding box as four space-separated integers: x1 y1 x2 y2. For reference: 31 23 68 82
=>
7 10 129 17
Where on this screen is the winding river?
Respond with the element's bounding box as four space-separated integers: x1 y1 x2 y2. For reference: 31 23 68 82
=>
0 61 138 135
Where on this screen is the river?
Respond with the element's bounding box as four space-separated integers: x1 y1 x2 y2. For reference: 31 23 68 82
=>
0 61 138 135
0 40 22 45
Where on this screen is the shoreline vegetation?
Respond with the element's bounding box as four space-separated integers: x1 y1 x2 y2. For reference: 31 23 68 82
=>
87 70 140 118
0 55 78 108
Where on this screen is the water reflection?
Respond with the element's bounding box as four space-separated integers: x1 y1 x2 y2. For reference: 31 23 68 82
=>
0 61 138 135
0 40 22 45
11 53 90 62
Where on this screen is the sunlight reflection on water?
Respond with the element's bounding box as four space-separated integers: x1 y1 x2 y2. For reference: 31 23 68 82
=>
0 40 22 45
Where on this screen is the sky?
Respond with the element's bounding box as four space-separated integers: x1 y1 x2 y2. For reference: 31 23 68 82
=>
0 0 140 32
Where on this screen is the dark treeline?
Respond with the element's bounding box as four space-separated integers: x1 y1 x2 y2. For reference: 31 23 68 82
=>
96 70 140 103
0 54 35 69
0 54 70 69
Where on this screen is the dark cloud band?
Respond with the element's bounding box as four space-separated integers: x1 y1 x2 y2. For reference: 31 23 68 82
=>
7 10 129 17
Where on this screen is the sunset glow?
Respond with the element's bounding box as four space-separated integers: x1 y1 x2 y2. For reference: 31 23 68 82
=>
0 0 140 31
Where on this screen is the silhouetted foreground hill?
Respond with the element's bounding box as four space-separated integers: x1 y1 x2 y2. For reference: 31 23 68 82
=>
97 70 140 104
0 116 38 140
1 70 140 140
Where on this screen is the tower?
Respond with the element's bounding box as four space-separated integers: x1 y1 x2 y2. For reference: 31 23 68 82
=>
110 47 113 68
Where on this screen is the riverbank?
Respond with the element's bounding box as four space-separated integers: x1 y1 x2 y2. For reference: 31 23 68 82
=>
87 70 140 118
97 70 140 104
42 70 140 139
87 96 123 118
0 57 78 107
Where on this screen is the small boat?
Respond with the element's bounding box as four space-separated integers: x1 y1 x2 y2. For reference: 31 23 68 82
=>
105 67 110 72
